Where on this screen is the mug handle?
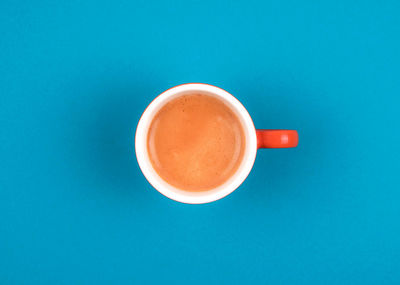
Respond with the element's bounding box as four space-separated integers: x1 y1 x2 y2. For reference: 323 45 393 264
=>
256 130 299 149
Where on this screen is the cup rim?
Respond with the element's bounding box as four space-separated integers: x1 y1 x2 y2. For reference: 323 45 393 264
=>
135 83 257 204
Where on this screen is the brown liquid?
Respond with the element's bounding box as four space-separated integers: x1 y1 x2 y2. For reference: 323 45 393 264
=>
147 94 246 191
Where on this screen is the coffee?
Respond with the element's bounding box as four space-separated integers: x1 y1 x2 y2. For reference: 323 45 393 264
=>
147 94 246 192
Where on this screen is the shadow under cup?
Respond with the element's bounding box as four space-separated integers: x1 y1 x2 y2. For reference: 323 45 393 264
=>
135 83 257 204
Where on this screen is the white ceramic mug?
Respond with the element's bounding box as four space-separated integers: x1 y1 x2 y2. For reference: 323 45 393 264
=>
135 83 298 204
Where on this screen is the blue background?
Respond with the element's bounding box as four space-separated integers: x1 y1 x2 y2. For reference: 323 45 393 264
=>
1 0 399 284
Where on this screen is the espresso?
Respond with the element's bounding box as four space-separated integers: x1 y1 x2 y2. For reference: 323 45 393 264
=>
147 94 245 191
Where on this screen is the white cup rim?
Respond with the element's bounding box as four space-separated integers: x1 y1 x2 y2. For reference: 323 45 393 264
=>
135 83 257 204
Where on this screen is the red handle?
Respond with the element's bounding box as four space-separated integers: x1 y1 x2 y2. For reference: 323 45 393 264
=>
256 130 298 149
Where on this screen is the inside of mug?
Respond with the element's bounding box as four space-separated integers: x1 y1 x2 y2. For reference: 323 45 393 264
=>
136 84 257 203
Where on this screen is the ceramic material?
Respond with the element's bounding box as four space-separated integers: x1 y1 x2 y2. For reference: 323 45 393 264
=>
135 83 298 203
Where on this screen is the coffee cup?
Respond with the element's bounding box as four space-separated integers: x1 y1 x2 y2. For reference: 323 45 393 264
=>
135 83 298 204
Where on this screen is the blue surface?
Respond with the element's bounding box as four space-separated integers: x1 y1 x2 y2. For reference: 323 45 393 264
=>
1 0 399 284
